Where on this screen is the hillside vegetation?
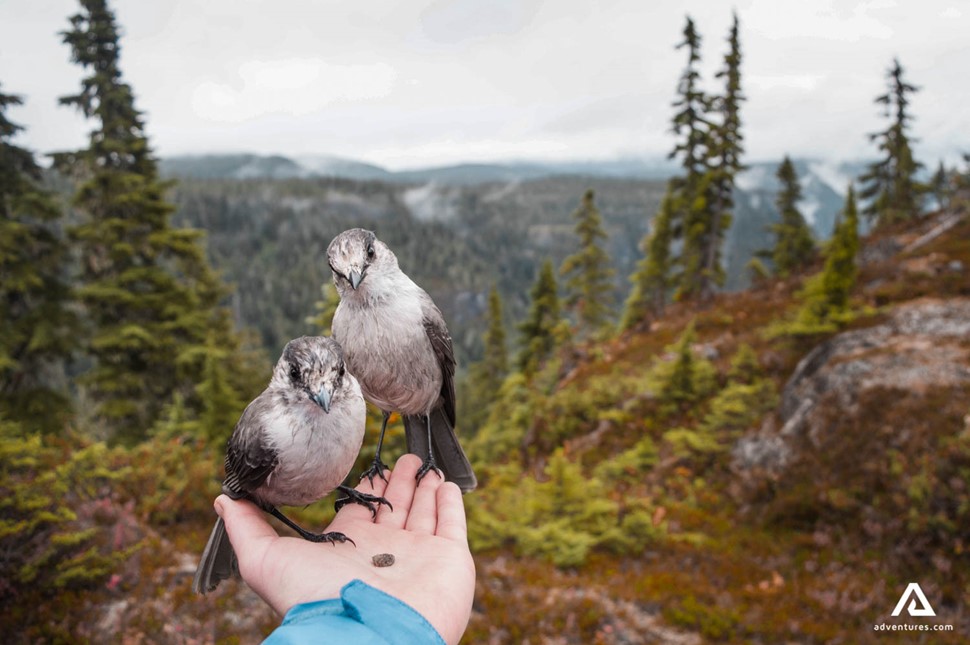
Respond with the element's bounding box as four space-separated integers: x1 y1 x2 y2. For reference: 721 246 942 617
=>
458 206 970 643
5 202 966 643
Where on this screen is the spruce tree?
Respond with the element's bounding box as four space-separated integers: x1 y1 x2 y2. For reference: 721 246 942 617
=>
560 189 615 335
464 285 509 432
517 259 561 375
929 161 951 212
57 0 245 441
669 17 709 193
699 12 745 301
661 320 701 405
0 86 75 433
480 285 509 386
819 186 860 314
194 327 248 444
794 186 860 328
859 58 924 226
727 343 761 386
306 282 340 335
622 188 675 329
668 16 718 301
768 156 815 276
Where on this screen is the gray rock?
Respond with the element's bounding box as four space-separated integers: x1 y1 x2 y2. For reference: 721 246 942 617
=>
733 298 970 474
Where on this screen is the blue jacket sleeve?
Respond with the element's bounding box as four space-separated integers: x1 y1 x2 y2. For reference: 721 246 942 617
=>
262 579 446 645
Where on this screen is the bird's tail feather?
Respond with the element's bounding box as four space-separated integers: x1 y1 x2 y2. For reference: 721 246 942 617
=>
192 516 238 594
404 408 477 493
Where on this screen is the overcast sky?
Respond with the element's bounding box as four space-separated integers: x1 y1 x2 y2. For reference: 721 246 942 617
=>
1 0 967 170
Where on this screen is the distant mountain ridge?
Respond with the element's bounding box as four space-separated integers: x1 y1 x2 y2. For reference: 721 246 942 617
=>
161 152 875 353
160 152 681 184
159 153 866 231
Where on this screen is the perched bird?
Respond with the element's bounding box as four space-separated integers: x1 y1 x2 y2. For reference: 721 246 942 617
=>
327 228 477 493
192 336 389 595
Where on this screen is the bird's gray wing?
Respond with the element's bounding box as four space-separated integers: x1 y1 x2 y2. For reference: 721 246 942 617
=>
421 298 456 427
222 399 278 500
414 294 477 493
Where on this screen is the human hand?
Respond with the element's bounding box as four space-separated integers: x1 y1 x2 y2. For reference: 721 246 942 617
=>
214 453 475 645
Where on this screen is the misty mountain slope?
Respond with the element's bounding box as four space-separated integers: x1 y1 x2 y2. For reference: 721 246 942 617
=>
169 176 490 357
169 172 668 362
160 154 306 180
165 154 862 361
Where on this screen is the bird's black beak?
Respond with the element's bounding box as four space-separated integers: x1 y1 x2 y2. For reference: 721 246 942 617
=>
349 269 363 290
310 387 332 413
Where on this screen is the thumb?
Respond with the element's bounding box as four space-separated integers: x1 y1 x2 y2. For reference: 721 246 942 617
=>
215 495 279 555
214 495 290 615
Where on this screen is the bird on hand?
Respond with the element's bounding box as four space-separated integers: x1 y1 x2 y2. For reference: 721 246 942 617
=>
327 229 477 494
193 336 391 594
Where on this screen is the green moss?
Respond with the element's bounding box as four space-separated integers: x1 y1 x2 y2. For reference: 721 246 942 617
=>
664 594 740 641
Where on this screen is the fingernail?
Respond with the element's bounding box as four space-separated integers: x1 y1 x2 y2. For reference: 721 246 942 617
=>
214 496 225 517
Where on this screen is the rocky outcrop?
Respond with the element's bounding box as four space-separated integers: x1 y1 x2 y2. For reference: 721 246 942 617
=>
734 297 970 472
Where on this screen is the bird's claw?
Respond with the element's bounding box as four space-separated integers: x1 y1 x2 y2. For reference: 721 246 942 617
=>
358 457 390 487
305 530 356 547
335 485 393 519
415 457 443 484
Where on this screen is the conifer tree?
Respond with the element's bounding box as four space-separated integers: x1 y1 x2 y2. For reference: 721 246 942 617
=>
768 156 815 276
929 161 951 212
794 186 860 328
517 259 561 375
57 0 246 441
859 58 924 226
670 17 709 194
667 16 723 302
622 188 675 329
560 189 615 335
669 17 709 302
727 343 761 385
306 282 340 335
699 12 745 301
464 285 509 432
194 327 248 444
480 285 509 387
0 86 75 433
662 320 701 404
819 186 860 313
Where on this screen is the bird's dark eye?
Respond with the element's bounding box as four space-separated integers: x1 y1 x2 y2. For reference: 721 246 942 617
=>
366 244 375 259
289 364 300 381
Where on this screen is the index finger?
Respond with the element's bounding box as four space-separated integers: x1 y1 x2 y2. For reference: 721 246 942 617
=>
433 482 468 542
330 463 393 525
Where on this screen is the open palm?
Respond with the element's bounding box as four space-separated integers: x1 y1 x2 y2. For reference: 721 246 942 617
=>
215 454 475 645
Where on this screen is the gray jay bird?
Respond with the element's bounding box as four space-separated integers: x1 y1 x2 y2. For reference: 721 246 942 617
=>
327 229 477 493
192 336 390 595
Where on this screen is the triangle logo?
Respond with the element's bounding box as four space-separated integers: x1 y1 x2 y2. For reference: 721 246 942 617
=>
891 583 936 617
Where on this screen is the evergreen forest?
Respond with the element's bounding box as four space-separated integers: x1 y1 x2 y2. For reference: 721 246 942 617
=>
2 1 969 642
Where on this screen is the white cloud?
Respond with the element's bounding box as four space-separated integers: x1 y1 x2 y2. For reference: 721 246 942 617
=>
747 74 824 92
191 58 397 123
746 0 895 42
1 0 968 167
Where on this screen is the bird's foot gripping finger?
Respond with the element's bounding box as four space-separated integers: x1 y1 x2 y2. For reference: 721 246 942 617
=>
335 485 393 519
415 457 443 484
358 456 390 486
305 530 356 547
268 508 358 546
